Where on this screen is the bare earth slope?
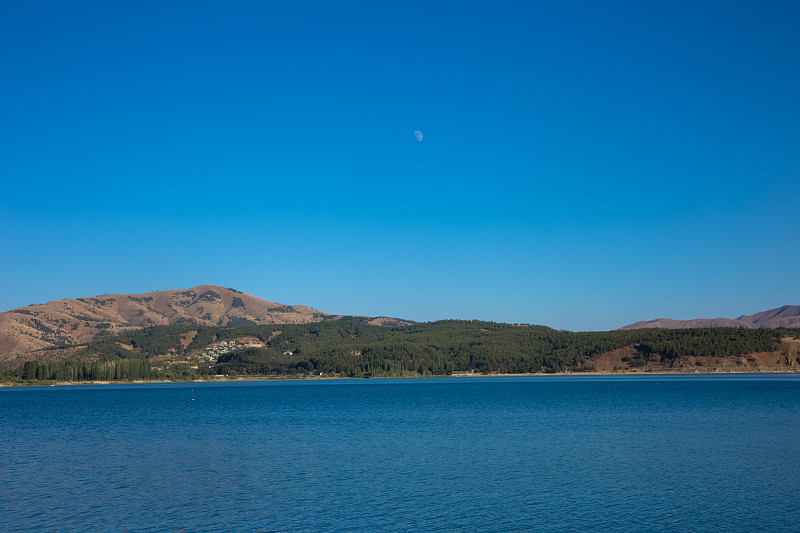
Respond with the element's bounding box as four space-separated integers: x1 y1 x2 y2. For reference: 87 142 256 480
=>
0 285 410 361
620 305 800 330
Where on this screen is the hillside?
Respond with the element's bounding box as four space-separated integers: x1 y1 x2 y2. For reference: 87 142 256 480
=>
620 305 800 330
4 321 799 383
0 285 410 362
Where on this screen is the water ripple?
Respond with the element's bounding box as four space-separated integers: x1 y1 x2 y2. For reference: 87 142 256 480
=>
1 376 799 532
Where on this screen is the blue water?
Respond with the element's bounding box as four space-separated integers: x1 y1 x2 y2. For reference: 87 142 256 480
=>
2 375 799 532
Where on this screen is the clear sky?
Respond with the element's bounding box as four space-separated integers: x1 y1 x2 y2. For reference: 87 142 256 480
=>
1 1 798 331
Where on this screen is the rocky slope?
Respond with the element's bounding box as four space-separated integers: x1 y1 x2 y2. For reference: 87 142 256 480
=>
0 285 411 362
620 305 800 330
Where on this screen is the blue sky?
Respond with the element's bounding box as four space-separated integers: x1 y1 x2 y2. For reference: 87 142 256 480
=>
1 0 798 330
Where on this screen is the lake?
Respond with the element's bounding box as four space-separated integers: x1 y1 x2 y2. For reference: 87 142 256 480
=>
2 375 799 532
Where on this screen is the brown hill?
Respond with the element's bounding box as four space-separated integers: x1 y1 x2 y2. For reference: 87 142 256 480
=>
620 305 800 330
0 285 411 362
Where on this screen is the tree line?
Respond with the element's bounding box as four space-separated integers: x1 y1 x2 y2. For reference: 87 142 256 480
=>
207 321 798 377
4 320 798 382
3 358 152 382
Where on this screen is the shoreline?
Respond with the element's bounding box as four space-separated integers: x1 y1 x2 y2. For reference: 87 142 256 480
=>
2 368 799 388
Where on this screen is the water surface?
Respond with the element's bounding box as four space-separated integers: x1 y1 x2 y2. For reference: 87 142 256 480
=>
2 375 799 532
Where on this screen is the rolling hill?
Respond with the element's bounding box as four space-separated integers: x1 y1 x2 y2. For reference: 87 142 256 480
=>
0 285 410 362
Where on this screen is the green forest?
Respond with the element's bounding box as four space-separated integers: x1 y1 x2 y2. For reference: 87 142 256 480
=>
3 320 798 383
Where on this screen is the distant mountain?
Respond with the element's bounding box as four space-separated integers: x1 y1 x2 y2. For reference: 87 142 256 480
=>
0 285 411 361
620 305 800 330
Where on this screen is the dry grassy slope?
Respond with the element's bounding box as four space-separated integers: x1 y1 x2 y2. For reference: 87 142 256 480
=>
0 285 410 362
588 338 800 373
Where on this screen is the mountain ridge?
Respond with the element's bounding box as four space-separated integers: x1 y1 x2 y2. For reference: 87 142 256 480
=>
619 305 800 330
3 287 797 362
0 285 411 362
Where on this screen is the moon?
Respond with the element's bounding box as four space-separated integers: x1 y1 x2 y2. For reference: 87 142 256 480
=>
413 130 423 141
